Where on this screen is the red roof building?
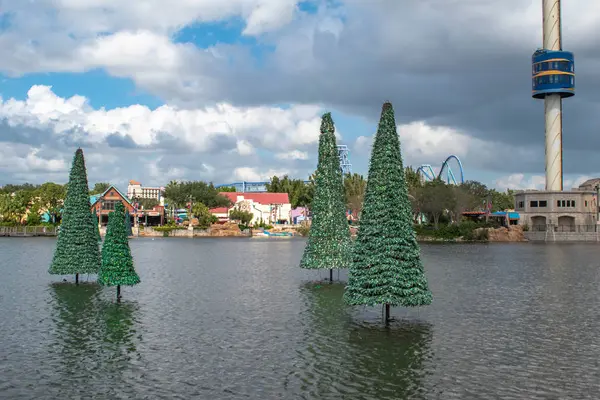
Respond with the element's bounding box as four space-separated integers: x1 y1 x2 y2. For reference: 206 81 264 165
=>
210 192 292 224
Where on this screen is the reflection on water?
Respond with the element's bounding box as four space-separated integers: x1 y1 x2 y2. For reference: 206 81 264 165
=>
293 282 433 399
48 283 141 398
5 239 600 398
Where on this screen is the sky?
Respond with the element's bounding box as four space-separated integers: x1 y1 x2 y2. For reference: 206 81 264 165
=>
1 0 600 192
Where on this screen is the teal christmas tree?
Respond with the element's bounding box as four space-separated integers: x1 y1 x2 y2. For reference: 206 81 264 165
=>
98 202 140 300
49 148 101 282
300 112 352 281
344 102 432 322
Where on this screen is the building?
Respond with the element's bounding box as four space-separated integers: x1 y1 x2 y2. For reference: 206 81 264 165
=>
91 185 165 226
210 192 292 224
515 190 597 232
127 180 165 206
90 185 135 225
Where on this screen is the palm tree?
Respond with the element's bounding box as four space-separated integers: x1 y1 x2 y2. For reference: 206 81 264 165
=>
344 173 367 219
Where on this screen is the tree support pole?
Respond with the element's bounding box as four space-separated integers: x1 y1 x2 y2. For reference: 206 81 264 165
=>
385 303 390 325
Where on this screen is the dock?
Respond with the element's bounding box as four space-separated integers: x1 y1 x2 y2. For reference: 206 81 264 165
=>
0 227 58 237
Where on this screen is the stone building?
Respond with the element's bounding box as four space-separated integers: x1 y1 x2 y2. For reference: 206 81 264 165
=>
514 190 598 232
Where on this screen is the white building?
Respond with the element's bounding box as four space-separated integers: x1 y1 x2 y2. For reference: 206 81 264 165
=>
127 180 165 206
210 192 292 224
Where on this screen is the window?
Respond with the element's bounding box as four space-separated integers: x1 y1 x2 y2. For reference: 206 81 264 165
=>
102 200 119 210
539 200 548 207
585 200 588 207
530 201 538 207
557 200 561 207
572 200 576 207
518 201 524 208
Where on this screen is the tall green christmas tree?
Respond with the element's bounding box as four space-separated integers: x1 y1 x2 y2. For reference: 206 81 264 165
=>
344 102 432 322
300 112 352 281
98 202 140 301
91 212 101 243
49 148 101 282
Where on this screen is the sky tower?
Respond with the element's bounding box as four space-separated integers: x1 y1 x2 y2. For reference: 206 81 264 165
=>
532 0 575 191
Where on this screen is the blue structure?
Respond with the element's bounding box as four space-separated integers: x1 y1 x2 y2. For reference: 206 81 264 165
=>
417 155 465 185
532 49 575 99
337 145 352 175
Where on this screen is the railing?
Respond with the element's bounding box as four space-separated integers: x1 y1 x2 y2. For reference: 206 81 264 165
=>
0 226 58 236
530 224 597 233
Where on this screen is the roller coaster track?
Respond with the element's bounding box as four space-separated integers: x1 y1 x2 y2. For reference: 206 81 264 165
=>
417 155 465 185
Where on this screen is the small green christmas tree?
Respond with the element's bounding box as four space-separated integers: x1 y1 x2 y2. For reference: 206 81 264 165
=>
49 148 101 282
300 112 352 281
344 102 432 322
98 202 140 301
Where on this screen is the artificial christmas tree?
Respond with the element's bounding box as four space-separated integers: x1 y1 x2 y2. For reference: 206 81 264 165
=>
300 112 352 281
344 102 432 322
98 202 140 301
91 212 101 243
49 148 101 282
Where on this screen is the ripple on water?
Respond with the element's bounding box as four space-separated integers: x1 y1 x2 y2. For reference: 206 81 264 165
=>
3 239 600 398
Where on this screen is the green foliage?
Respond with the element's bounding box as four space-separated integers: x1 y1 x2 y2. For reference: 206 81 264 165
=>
163 180 231 209
98 202 140 287
26 203 42 226
255 219 273 230
266 175 314 208
138 198 159 210
300 112 352 270
229 207 253 225
344 173 367 218
49 148 101 275
153 225 187 232
37 182 67 223
191 202 218 228
296 221 311 237
0 191 32 224
417 179 456 229
345 103 432 308
217 186 236 192
0 183 39 194
415 221 494 241
90 182 110 195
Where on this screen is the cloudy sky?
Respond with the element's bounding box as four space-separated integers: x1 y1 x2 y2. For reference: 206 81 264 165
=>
1 0 599 191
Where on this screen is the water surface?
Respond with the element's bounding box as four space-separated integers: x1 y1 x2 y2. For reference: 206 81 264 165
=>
1 238 600 399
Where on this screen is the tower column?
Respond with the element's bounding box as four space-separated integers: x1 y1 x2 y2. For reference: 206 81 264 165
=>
542 0 563 191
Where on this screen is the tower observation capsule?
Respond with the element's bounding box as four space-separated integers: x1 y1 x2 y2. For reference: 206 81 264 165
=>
532 0 574 191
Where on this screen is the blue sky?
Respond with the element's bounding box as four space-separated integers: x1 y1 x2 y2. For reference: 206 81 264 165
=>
0 0 597 191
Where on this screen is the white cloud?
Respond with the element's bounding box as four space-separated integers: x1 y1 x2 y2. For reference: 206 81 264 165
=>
7 0 303 37
236 140 255 156
0 85 323 153
494 174 594 191
275 150 308 160
354 121 501 170
232 167 290 182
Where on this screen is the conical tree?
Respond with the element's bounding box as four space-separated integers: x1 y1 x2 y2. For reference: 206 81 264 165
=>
98 202 140 301
91 212 101 243
300 112 352 281
344 102 432 322
49 148 101 282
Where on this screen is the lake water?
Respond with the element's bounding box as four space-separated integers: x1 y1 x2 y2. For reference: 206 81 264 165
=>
2 238 600 399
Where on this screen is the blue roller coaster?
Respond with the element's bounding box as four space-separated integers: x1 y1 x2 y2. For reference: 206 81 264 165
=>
417 155 465 185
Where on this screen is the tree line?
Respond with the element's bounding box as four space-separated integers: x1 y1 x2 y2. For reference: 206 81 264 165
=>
0 170 514 227
263 168 515 228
